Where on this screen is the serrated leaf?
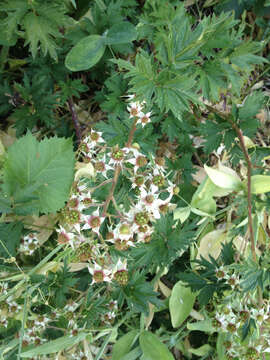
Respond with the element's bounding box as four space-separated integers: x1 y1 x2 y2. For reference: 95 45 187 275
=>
239 92 265 121
139 331 174 360
3 132 75 214
169 281 196 328
23 12 60 60
65 35 106 71
0 222 23 258
20 333 87 357
105 22 137 45
112 330 139 360
250 175 270 194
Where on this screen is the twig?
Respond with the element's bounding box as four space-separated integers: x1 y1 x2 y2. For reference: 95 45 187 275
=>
205 105 256 262
126 118 138 148
68 97 82 144
101 119 138 217
102 165 121 217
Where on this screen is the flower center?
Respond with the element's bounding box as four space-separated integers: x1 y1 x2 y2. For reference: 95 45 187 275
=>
90 132 100 141
153 175 165 187
135 176 144 186
90 217 101 228
135 212 149 225
136 156 147 167
112 149 124 161
93 270 104 283
94 161 105 172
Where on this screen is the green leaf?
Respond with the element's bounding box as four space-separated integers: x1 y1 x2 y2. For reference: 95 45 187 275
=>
173 206 191 223
65 35 106 71
139 331 174 360
187 319 215 333
189 344 212 356
204 164 242 191
3 132 75 214
112 330 139 360
0 222 23 258
239 92 265 121
105 22 137 45
23 12 60 60
216 332 228 360
169 281 196 328
250 175 270 194
20 333 87 357
197 229 227 261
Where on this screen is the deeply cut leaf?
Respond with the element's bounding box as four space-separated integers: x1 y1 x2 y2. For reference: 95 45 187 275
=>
3 132 75 214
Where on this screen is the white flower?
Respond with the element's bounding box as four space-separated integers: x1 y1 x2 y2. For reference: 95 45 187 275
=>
113 223 135 241
93 154 113 178
84 130 104 149
137 111 152 127
113 258 128 273
109 147 126 168
127 101 143 118
88 263 112 284
56 226 75 248
82 209 105 235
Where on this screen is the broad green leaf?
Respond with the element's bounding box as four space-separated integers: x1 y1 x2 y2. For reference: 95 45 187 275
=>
105 22 137 45
189 344 212 356
20 333 87 357
250 175 270 194
191 178 217 216
139 331 174 360
0 222 23 258
173 206 191 223
169 281 196 328
187 319 215 333
197 229 226 260
65 35 106 71
3 132 75 214
204 164 242 191
112 330 139 360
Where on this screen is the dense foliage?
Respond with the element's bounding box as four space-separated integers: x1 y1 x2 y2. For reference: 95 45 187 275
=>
0 0 270 359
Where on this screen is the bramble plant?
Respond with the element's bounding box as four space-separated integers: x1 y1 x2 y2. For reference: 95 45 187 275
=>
1 0 270 359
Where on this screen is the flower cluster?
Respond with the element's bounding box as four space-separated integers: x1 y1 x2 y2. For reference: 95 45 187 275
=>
212 295 270 359
55 95 177 286
2 96 177 358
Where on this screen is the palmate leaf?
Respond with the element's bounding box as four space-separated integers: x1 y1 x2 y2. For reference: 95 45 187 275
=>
2 132 75 215
0 1 72 60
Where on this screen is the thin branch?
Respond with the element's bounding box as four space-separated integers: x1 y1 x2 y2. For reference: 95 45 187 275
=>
68 97 82 144
101 119 138 217
205 105 256 262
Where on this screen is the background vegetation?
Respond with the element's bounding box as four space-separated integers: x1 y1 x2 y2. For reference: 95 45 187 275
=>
0 0 270 359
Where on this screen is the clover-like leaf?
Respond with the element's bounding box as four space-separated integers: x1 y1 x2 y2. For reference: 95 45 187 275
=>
65 35 106 71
